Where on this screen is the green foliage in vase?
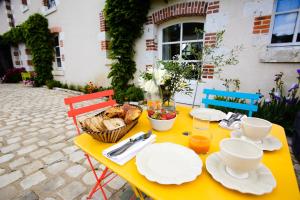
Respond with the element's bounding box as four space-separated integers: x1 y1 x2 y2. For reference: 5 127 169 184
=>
104 0 150 102
2 14 54 86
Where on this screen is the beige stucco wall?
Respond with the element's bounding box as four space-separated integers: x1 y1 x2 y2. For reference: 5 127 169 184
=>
133 0 300 102
4 0 109 86
1 0 299 100
0 1 10 34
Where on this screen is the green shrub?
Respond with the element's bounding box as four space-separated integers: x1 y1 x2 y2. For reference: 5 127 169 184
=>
46 80 61 89
209 96 247 115
68 84 76 91
2 14 54 85
104 0 150 96
124 85 144 102
61 83 68 89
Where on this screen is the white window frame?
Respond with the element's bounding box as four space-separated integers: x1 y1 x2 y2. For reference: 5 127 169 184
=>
268 0 300 47
20 0 29 13
160 22 204 63
53 34 63 70
158 18 205 80
42 0 59 16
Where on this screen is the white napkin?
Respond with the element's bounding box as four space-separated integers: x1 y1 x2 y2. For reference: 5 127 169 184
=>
103 132 156 165
219 112 247 130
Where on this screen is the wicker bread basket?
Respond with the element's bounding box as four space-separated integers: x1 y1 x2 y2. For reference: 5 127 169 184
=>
80 104 143 143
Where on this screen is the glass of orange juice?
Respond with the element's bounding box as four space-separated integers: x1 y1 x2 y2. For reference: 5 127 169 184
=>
189 115 212 154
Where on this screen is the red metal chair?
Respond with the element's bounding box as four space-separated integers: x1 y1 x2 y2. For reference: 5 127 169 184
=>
64 90 118 200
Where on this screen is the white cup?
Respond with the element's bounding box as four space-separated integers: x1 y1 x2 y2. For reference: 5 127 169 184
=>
220 138 263 179
241 117 272 142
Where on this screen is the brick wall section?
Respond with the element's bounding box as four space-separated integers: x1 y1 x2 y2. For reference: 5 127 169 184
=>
100 40 109 51
27 60 33 66
206 1 219 14
50 26 62 33
202 65 214 79
146 39 157 51
100 12 108 32
146 16 153 25
13 51 19 56
252 15 271 34
204 32 217 47
25 49 31 55
152 1 208 25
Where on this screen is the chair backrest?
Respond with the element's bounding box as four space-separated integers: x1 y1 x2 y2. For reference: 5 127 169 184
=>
21 72 31 80
64 89 116 135
202 89 259 117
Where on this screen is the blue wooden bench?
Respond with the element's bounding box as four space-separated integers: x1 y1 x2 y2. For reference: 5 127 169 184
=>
202 89 260 117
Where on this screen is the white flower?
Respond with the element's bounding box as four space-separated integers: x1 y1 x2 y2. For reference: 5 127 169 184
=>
153 67 167 85
144 80 158 94
138 76 146 88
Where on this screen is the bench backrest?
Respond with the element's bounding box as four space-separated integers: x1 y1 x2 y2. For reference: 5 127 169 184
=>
202 89 259 117
64 89 116 135
21 72 31 80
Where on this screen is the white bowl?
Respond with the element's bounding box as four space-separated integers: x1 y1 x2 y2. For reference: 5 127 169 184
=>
220 138 263 179
147 116 176 131
241 117 272 141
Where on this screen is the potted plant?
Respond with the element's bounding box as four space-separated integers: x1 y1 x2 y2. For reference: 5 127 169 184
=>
139 59 193 131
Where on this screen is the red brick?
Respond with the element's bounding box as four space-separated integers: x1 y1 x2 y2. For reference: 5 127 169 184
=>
262 19 271 25
15 61 20 65
13 51 19 56
255 15 271 21
261 29 269 33
27 60 32 66
254 25 270 29
252 30 260 34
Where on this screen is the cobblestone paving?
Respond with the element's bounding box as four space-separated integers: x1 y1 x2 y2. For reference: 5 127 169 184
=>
0 84 134 200
0 84 299 200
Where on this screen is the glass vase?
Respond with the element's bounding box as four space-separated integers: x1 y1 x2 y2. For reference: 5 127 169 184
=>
161 87 176 112
146 84 163 111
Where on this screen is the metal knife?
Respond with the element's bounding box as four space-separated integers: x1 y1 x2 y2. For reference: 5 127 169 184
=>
107 131 152 157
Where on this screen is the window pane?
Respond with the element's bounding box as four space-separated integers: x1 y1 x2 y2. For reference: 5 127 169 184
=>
48 0 56 9
182 42 202 60
54 36 59 46
162 43 180 60
182 23 204 41
276 0 300 12
182 62 202 80
56 58 61 67
163 24 180 42
271 13 298 43
55 47 60 57
297 24 300 42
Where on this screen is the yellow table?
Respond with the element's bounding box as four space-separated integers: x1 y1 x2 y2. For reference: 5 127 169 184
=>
74 106 300 200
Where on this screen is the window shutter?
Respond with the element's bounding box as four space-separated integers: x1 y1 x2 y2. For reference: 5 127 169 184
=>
43 0 48 6
21 0 27 5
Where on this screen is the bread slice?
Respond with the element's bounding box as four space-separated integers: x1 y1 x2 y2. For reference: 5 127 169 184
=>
103 118 125 131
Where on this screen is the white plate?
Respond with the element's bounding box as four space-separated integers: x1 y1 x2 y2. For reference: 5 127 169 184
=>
230 130 282 151
136 142 202 185
190 108 226 121
206 152 276 195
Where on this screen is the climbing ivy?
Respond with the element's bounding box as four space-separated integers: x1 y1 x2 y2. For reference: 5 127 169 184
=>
2 14 54 86
104 0 150 102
